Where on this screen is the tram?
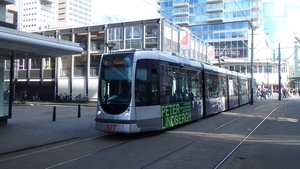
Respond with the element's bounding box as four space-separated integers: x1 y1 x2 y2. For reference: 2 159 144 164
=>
95 49 251 133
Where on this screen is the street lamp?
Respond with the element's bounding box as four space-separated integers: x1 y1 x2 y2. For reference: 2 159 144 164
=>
105 42 116 53
278 43 281 101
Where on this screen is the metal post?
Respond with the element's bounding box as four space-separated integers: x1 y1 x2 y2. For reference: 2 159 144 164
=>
294 42 299 77
278 43 281 100
77 104 81 118
250 28 254 105
52 106 56 121
218 45 221 67
267 62 269 88
205 44 208 63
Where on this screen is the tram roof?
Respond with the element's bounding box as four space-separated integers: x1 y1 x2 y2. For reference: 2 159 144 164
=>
0 26 83 60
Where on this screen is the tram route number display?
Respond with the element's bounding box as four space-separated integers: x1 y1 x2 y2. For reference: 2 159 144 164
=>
161 102 192 129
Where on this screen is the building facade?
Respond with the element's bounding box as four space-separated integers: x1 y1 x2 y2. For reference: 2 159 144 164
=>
56 0 93 27
18 0 58 32
18 0 93 32
263 0 300 88
157 0 291 90
6 18 213 102
158 0 267 59
1 0 83 125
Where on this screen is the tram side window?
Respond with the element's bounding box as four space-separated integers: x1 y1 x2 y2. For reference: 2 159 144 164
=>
135 60 159 106
191 70 201 100
160 64 197 104
220 75 227 97
239 78 248 95
171 68 191 102
229 77 238 96
160 65 172 104
205 73 219 98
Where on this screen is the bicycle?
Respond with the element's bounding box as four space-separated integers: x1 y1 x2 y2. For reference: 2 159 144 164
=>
32 93 40 102
56 91 71 102
74 93 89 103
12 91 27 104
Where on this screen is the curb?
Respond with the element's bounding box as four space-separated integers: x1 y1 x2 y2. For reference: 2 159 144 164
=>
12 101 97 107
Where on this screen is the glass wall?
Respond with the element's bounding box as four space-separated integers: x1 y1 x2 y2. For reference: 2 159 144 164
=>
75 33 88 51
74 54 86 77
108 27 124 50
145 24 159 49
90 30 105 52
74 30 88 77
90 54 100 76
222 63 278 74
125 26 142 49
60 55 71 77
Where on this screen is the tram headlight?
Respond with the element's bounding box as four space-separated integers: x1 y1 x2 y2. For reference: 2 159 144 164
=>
97 106 101 115
124 107 130 117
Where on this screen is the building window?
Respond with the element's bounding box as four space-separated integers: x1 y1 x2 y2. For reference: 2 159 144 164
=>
31 59 41 69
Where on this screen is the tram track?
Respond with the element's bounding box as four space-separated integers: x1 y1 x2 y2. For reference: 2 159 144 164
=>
0 130 162 169
138 102 284 169
0 135 109 163
212 106 281 169
0 101 288 169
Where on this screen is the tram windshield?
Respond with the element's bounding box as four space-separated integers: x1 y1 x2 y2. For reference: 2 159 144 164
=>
99 53 134 109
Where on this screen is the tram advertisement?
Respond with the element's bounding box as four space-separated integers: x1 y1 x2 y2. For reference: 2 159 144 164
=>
161 102 192 129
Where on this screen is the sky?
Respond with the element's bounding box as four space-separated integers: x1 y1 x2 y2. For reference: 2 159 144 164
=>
92 0 160 24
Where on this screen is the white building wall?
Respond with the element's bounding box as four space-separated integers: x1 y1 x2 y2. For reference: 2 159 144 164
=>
20 0 57 32
88 78 98 101
72 78 86 99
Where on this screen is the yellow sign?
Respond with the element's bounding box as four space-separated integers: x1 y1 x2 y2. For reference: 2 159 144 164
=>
113 60 124 65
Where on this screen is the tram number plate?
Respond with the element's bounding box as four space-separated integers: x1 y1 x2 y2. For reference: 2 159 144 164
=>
106 124 117 131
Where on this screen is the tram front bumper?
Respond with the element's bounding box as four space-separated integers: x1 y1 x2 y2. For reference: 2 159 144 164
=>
95 121 140 133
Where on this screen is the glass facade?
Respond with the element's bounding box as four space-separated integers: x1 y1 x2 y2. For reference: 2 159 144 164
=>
263 1 300 76
159 0 263 60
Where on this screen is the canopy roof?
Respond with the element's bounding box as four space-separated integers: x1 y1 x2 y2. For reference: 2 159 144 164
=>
0 26 83 59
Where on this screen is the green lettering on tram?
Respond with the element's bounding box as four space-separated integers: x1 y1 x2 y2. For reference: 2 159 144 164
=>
161 102 192 129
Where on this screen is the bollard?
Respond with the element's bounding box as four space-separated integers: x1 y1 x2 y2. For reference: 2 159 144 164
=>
52 106 56 121
77 104 81 118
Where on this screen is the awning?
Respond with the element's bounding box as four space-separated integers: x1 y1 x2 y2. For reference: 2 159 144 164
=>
288 77 300 82
0 26 83 59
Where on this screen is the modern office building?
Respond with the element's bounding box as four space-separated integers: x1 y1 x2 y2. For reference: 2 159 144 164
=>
0 0 83 125
263 0 300 87
157 0 289 90
18 0 92 32
18 0 58 32
55 0 93 28
158 0 266 59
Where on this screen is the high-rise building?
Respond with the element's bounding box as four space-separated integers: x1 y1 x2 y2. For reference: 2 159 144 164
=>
158 0 269 61
18 0 92 32
263 0 300 86
18 0 57 32
55 0 93 28
157 0 292 91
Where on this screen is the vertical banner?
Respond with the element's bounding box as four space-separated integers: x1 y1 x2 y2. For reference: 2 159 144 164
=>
180 29 190 50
